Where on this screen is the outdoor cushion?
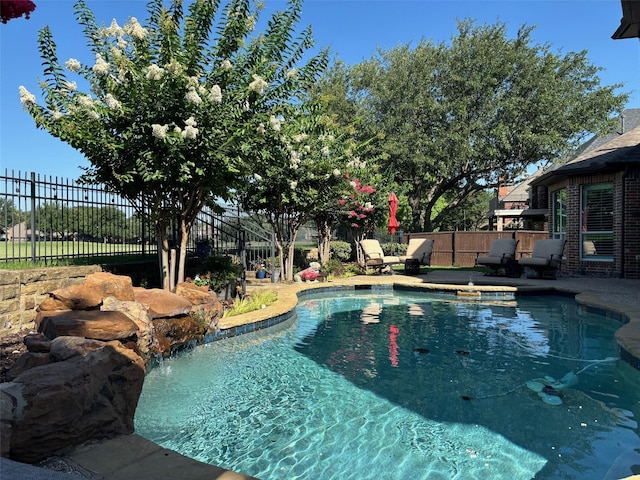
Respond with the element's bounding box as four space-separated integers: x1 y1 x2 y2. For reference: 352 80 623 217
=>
476 238 518 268
519 239 566 278
399 238 434 265
360 239 401 266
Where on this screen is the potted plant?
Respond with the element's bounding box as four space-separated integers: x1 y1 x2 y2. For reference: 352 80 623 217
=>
256 263 267 279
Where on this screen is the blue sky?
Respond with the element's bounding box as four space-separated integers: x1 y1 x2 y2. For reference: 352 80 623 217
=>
1 0 638 179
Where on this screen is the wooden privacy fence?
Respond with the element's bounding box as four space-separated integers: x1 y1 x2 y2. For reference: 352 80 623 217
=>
404 231 550 267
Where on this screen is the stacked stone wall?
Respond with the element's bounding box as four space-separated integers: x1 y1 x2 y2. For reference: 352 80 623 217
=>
0 266 102 335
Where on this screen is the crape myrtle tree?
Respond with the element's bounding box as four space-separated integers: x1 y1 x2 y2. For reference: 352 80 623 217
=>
351 20 628 232
309 59 388 262
336 172 387 266
238 101 355 281
19 0 327 289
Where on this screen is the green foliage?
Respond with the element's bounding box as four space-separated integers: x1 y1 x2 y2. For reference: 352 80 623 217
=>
21 0 328 288
223 290 278 317
341 263 362 277
329 240 352 262
320 258 344 276
381 242 407 256
346 19 627 232
187 254 242 292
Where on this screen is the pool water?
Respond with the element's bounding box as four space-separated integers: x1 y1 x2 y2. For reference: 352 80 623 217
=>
134 289 640 479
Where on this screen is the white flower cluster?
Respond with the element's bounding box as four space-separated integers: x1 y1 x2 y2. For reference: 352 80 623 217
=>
123 17 148 40
185 88 202 105
105 93 121 110
248 74 268 95
256 123 266 135
146 64 165 81
105 19 124 37
290 180 298 190
65 58 82 72
347 157 366 169
166 59 183 75
221 59 232 71
93 54 110 76
152 124 169 139
333 168 341 177
292 133 308 143
321 145 330 156
18 86 36 106
208 85 222 104
63 81 78 91
253 173 262 182
269 115 282 132
286 68 299 80
289 150 301 170
182 117 199 139
77 95 94 108
51 110 63 120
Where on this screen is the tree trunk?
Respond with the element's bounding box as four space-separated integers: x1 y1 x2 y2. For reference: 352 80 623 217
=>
156 223 170 290
177 218 189 287
316 218 332 264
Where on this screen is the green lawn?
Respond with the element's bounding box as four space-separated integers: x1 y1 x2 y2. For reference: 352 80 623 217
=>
0 241 157 269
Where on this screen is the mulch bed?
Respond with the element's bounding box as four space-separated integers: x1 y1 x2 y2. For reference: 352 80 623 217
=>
0 329 32 383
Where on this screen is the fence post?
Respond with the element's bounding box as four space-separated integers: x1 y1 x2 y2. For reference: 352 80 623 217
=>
30 172 36 263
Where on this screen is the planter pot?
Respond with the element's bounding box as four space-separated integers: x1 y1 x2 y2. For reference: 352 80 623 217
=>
271 269 281 283
256 270 267 279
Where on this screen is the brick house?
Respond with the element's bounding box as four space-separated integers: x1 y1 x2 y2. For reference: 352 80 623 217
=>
529 126 640 279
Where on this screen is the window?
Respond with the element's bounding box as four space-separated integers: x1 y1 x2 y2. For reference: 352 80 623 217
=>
551 189 566 240
581 183 613 261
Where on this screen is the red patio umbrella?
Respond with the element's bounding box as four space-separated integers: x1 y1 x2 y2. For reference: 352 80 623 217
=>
388 192 400 234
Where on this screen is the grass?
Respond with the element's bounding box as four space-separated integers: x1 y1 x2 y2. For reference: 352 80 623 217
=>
223 290 278 318
0 241 157 269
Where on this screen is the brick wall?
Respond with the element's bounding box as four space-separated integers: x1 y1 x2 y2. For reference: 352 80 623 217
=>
0 265 102 336
547 167 640 279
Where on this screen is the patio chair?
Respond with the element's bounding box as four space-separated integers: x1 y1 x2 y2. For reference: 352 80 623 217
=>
399 238 434 265
399 238 434 274
360 239 401 274
475 238 519 277
518 239 567 279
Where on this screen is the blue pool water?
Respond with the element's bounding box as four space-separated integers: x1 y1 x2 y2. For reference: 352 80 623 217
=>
134 289 640 479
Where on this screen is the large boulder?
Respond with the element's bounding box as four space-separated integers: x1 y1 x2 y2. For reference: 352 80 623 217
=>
101 297 155 358
2 341 145 463
133 288 193 319
36 272 135 312
36 310 139 341
151 316 206 356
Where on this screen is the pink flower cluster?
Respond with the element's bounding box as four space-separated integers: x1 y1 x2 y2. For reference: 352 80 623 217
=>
301 270 318 281
1 0 36 23
339 178 376 229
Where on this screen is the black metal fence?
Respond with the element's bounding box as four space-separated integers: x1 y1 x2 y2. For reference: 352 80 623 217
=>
0 170 275 268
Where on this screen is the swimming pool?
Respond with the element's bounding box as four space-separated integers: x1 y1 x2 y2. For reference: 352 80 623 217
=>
134 288 640 479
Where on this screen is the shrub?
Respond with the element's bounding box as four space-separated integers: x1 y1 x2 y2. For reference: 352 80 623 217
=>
381 242 407 256
330 241 352 262
187 254 242 292
223 290 278 317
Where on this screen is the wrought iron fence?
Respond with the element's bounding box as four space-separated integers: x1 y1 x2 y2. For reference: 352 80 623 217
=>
0 170 275 272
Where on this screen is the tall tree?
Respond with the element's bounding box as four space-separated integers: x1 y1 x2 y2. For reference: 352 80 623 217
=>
308 59 387 261
20 0 327 289
352 20 628 232
238 102 352 280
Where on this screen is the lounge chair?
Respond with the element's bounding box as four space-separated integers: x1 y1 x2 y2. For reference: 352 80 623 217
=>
475 238 519 277
518 239 566 279
360 239 401 274
399 238 434 265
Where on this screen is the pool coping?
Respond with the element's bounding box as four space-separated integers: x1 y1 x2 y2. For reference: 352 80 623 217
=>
217 274 640 371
